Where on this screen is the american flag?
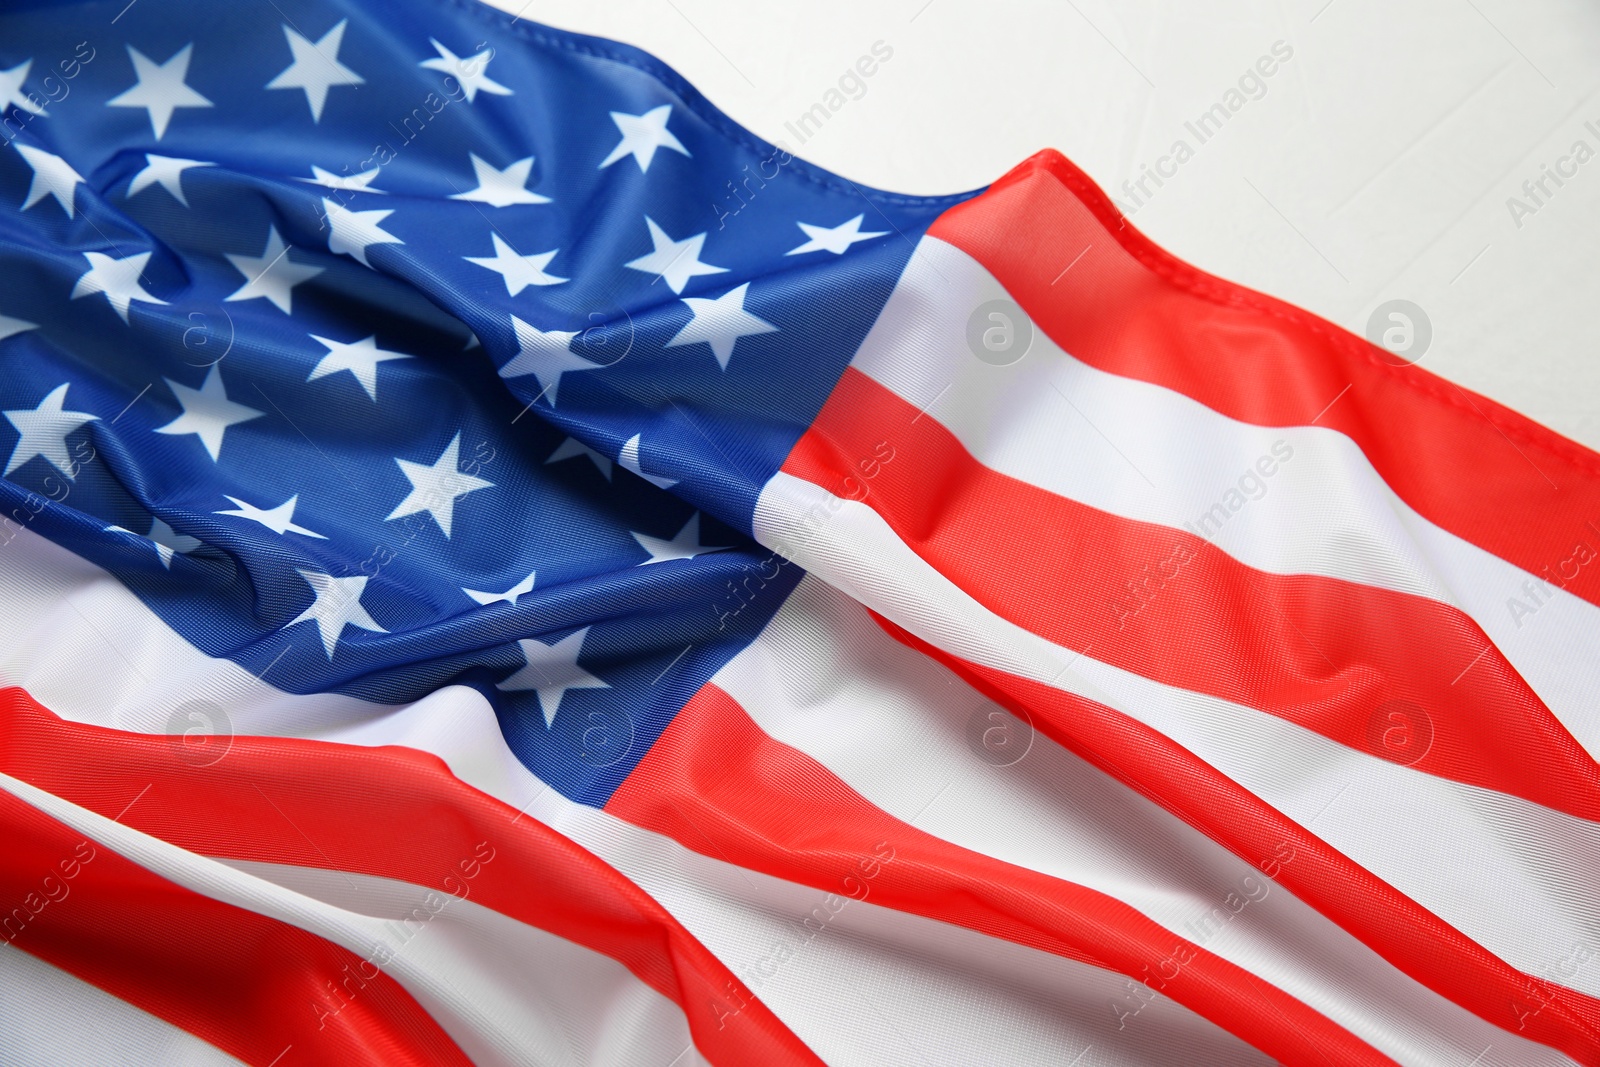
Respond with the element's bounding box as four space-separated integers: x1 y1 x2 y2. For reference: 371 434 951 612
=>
2 0 1600 1064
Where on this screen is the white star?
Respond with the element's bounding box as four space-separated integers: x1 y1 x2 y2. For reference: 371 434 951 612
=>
215 494 325 538
323 198 402 268
500 317 603 407
286 569 386 658
624 217 726 294
267 20 363 122
463 570 536 607
225 226 324 314
599 106 689 172
420 39 511 104
786 214 889 256
14 143 83 217
631 513 726 566
71 251 167 323
465 233 566 295
497 627 609 727
546 436 612 480
299 165 385 193
618 433 677 490
3 384 96 479
127 154 213 208
450 154 549 207
107 517 200 569
0 314 37 344
106 44 212 139
0 60 47 118
665 283 777 371
385 432 494 538
307 334 410 401
153 366 263 462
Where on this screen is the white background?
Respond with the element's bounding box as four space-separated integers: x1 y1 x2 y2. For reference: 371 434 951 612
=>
487 0 1600 450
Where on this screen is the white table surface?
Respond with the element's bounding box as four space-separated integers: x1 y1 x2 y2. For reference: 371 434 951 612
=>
489 0 1600 451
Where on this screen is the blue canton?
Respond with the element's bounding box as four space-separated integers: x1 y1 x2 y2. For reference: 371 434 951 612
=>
0 0 975 804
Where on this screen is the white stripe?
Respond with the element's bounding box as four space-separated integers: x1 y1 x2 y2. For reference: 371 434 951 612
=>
851 236 1600 757
0 944 244 1067
1 415 1593 1063
752 471 1600 1012
216 695 1282 1066
0 770 706 1067
540 801 1277 1067
713 571 1575 1067
1 488 1593 1062
0 526 1270 1065
216 860 708 1067
0 524 386 739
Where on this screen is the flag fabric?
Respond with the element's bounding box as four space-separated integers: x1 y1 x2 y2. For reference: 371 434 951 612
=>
1 0 1599 1064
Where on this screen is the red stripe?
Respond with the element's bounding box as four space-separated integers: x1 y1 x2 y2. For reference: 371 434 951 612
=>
0 785 472 1067
0 687 825 1067
607 682 1398 1066
926 149 1600 610
871 612 1600 1063
782 366 1600 823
